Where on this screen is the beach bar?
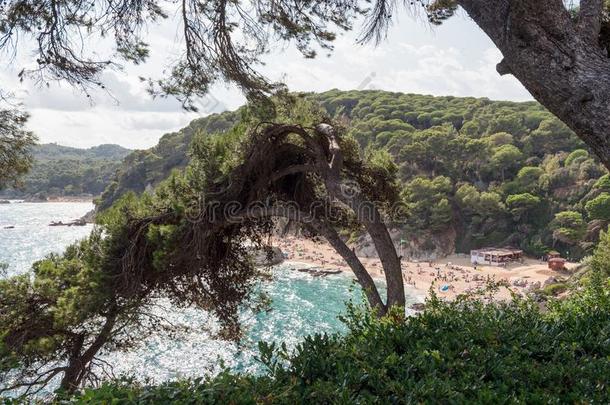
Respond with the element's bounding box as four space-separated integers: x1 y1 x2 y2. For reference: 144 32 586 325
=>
470 247 523 266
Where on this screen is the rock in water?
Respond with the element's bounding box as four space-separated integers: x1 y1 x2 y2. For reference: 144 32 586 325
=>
80 209 96 223
251 246 284 267
49 218 87 227
295 267 341 277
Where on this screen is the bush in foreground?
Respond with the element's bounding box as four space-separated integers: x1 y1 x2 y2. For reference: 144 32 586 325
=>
62 279 610 404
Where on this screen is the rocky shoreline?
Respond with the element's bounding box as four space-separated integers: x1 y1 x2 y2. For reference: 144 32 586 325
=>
49 219 88 227
297 267 342 277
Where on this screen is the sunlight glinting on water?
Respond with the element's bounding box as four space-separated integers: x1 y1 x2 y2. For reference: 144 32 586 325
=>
0 202 423 385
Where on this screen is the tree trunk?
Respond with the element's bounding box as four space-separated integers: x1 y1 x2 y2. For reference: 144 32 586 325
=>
308 217 388 315
58 312 118 394
324 182 405 310
357 205 405 309
314 124 406 310
240 206 388 314
58 334 85 394
458 0 610 171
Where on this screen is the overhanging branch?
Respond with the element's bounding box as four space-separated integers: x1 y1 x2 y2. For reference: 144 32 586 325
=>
269 164 318 183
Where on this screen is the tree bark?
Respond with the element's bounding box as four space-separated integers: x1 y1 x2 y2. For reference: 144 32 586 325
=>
314 124 406 310
58 312 118 394
458 0 610 171
306 216 388 314
58 334 85 394
334 190 405 309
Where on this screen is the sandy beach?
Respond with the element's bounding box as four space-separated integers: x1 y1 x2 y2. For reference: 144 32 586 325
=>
273 235 579 301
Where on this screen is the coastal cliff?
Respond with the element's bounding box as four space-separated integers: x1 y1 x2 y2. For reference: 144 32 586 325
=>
354 227 456 261
251 246 284 267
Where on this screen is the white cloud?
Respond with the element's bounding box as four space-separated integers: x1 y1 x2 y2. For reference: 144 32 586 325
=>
1 8 534 148
367 45 531 101
25 108 198 149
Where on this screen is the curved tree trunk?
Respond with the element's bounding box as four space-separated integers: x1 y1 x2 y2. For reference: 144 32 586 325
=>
458 0 610 170
331 187 405 309
243 207 387 314
58 335 85 394
359 209 405 309
230 123 407 313
307 216 388 314
314 124 405 310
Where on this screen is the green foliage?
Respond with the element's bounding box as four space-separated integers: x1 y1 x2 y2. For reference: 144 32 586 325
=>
585 192 610 221
487 131 514 146
523 118 581 156
96 90 609 259
551 211 586 245
490 144 523 180
594 174 610 191
516 166 544 185
0 109 37 190
455 184 499 210
0 143 131 198
0 132 277 393
365 148 398 179
565 149 589 166
541 282 568 296
591 228 610 278
98 111 241 209
401 176 453 231
455 183 479 209
0 229 125 392
32 143 130 162
63 281 610 404
506 193 541 221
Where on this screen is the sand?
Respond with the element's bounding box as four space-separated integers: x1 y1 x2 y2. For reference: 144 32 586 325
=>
273 235 579 301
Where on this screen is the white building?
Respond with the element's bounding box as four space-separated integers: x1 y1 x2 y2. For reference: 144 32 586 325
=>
470 248 523 266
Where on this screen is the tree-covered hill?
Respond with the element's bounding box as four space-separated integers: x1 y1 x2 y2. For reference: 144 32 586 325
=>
0 143 131 199
96 90 609 259
32 143 130 162
96 111 242 210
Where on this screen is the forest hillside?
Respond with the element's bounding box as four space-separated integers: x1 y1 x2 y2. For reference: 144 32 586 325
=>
0 143 131 199
97 90 609 259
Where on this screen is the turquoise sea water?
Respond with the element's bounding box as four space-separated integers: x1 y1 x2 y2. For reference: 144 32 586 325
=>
0 202 423 385
0 201 94 276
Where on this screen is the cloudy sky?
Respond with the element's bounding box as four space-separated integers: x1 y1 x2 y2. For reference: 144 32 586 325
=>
0 7 533 150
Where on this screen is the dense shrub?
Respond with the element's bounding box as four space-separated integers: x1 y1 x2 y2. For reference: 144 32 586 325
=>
62 280 610 404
